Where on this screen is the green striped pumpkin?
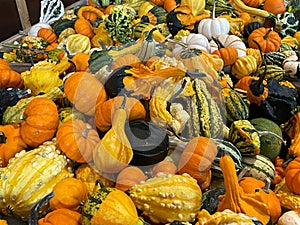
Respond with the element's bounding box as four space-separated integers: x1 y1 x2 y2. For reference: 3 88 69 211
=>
211 139 243 177
228 120 260 156
254 65 286 81
241 154 275 182
221 88 249 124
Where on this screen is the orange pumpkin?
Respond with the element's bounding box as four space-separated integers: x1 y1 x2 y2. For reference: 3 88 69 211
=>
20 97 59 147
177 136 218 190
285 156 300 195
70 52 90 71
248 27 281 53
163 0 179 12
0 59 11 70
115 166 148 191
241 0 264 8
263 0 285 15
111 54 142 70
211 36 238 66
0 69 24 88
37 28 58 44
74 18 94 39
56 119 100 163
150 158 177 176
94 96 146 132
49 177 89 212
38 208 81 225
0 124 27 167
64 71 108 116
150 0 165 6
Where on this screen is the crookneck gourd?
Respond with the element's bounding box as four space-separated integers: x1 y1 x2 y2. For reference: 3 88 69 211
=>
217 154 271 225
0 139 73 220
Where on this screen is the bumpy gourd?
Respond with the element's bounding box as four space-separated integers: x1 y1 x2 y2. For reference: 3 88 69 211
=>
129 173 202 224
0 139 73 220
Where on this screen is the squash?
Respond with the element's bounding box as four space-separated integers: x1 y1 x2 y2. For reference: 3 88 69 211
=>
70 52 90 71
277 209 300 225
49 177 89 212
150 156 177 176
211 37 238 66
241 0 264 8
0 69 24 89
74 18 94 39
38 208 81 225
81 182 144 225
0 139 73 220
284 111 300 158
56 119 100 163
63 34 91 56
20 97 59 148
53 18 77 36
248 27 281 53
217 154 271 225
285 156 300 195
93 96 133 174
177 136 218 190
37 28 58 44
129 173 202 224
94 96 146 132
231 55 258 79
64 71 108 116
0 124 27 167
115 166 148 191
197 0 230 40
0 59 10 70
263 0 285 15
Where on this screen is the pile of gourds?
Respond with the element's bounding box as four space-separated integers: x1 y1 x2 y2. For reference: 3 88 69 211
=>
1 0 300 224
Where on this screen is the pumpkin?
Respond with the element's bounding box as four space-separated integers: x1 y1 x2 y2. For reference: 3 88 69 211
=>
115 166 148 191
284 111 300 157
56 119 100 163
38 208 81 225
171 33 211 56
81 183 144 225
241 0 264 8
20 97 59 148
77 5 104 21
231 55 258 79
217 154 271 225
64 71 108 116
70 52 90 71
0 139 73 220
74 18 94 39
0 59 10 70
94 96 146 132
210 34 247 58
277 209 300 225
239 177 282 223
243 22 262 39
0 69 24 89
248 27 282 53
49 177 89 212
211 36 238 66
285 156 300 195
111 54 142 70
197 0 230 40
63 34 91 56
37 28 58 44
177 136 218 190
93 96 133 174
150 156 177 176
129 173 202 224
0 124 27 167
263 0 285 15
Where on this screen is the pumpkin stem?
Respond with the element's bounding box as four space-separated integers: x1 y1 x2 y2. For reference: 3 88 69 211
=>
0 131 7 144
263 28 273 40
166 38 188 49
257 130 287 146
212 36 225 49
237 166 251 181
146 28 157 42
67 59 77 72
261 177 271 194
212 0 216 19
82 124 92 139
166 78 187 111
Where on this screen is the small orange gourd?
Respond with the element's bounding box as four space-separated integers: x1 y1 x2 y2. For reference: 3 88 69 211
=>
115 166 148 191
0 59 11 70
70 52 90 71
74 18 94 39
150 157 177 176
37 28 58 44
0 69 24 89
49 177 89 212
263 0 285 15
38 208 81 225
285 156 300 195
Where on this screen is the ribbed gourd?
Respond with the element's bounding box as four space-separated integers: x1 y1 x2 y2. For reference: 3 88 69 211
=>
129 173 202 224
0 139 73 220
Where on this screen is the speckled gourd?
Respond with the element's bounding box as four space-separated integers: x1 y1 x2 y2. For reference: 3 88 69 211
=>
0 139 73 220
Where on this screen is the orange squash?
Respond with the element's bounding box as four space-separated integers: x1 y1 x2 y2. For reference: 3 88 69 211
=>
115 166 148 191
0 124 27 167
20 97 59 147
177 136 218 190
49 177 89 212
70 52 90 71
38 208 81 225
150 157 177 176
0 59 11 70
74 18 94 39
0 69 24 89
37 28 58 44
285 156 300 195
56 119 100 163
263 0 285 15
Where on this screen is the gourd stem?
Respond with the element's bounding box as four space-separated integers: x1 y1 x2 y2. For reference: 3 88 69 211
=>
120 94 127 109
212 0 216 19
263 28 273 40
0 131 7 144
146 28 157 42
237 166 250 181
262 177 271 194
257 130 287 146
212 36 225 49
82 124 91 139
67 59 77 72
166 39 188 49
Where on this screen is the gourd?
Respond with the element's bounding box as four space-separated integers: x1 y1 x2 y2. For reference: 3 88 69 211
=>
28 0 64 37
81 182 144 225
150 157 177 176
53 18 77 36
282 50 300 78
284 111 300 158
129 173 202 224
62 34 91 56
38 208 81 225
197 0 230 40
277 209 300 225
0 139 73 220
74 18 94 39
56 119 100 163
180 0 206 16
93 96 133 174
285 156 300 195
263 0 285 15
20 97 59 147
115 166 148 191
0 59 10 70
241 0 264 8
37 28 58 44
0 69 24 89
177 136 218 190
211 37 238 66
0 124 27 167
63 71 107 116
140 6 167 25
111 54 141 70
70 52 90 71
248 27 281 53
49 177 89 212
217 154 271 225
254 64 286 81
231 55 258 79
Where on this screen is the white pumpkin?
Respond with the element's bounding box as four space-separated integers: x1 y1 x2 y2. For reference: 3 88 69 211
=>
282 50 300 78
277 210 300 225
197 0 230 40
172 33 211 57
210 34 247 58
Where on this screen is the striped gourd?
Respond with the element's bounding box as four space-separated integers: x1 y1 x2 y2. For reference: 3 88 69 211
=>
231 55 258 79
211 139 243 177
264 51 286 66
241 154 275 182
221 88 249 124
254 65 286 81
132 22 151 39
228 120 260 156
64 33 91 56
